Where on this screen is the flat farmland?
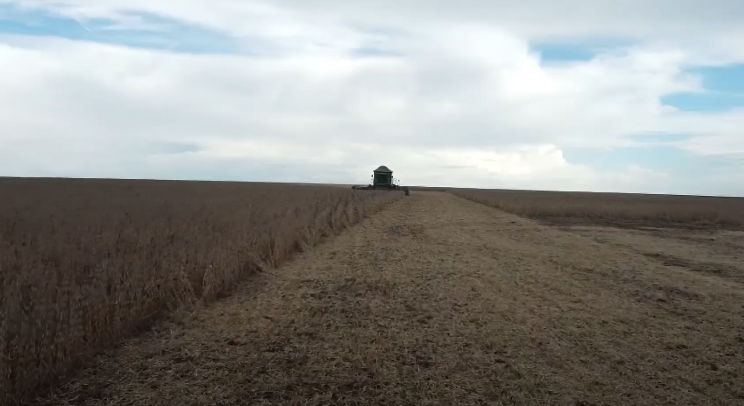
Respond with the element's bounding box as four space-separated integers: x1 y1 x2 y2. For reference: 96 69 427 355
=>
451 188 744 284
0 178 401 404
450 188 744 230
3 180 744 405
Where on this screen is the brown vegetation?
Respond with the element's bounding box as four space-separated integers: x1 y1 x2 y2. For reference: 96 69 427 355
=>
450 188 744 229
28 192 744 406
0 178 401 403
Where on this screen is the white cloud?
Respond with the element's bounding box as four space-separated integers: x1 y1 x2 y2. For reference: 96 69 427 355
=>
8 0 744 40
1 1 744 194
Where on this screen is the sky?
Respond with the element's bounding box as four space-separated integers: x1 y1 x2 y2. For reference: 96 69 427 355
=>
1 1 744 196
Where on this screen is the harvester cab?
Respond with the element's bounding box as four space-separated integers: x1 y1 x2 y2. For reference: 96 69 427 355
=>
373 166 393 187
352 166 410 196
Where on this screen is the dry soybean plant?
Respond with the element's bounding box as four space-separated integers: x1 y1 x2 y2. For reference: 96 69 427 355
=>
0 178 402 403
450 188 744 229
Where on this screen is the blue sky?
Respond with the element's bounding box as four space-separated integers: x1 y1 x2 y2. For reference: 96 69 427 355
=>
0 4 240 53
533 40 627 62
661 65 744 111
1 0 744 195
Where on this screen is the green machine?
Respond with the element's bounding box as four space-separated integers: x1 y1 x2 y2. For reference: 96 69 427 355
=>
352 166 410 196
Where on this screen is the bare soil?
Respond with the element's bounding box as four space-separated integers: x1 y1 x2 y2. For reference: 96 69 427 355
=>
34 192 744 406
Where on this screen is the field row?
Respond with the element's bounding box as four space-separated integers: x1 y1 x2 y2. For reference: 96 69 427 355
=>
0 179 402 403
449 188 744 229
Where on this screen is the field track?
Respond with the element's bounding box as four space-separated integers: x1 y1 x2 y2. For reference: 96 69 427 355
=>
36 192 744 405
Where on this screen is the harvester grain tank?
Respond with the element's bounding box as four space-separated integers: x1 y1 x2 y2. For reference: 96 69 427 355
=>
352 165 410 196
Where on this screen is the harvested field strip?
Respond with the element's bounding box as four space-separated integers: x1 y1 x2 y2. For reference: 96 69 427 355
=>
449 188 744 229
0 178 402 403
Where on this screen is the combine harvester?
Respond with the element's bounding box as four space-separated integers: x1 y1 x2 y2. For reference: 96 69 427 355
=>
352 166 410 196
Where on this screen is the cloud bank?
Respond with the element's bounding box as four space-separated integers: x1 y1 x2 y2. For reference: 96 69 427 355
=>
1 0 744 195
